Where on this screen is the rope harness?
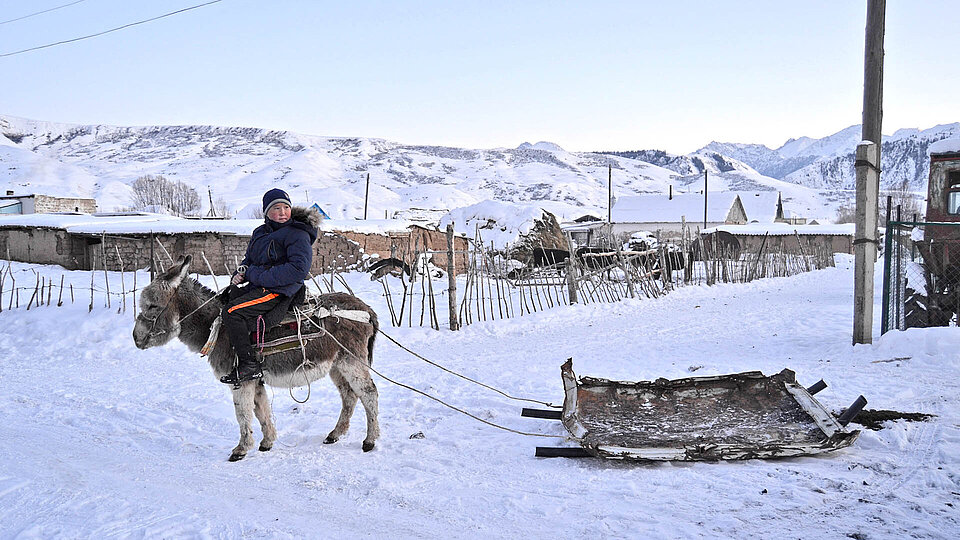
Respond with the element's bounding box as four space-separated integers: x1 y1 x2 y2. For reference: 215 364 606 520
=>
189 288 566 439
142 274 566 438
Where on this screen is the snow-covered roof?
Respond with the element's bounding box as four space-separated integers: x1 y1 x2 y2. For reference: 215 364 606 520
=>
0 213 417 235
438 200 550 248
612 192 740 223
705 223 855 236
737 192 782 222
929 138 960 155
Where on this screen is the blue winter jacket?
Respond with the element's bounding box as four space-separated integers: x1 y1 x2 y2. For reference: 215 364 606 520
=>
240 206 320 297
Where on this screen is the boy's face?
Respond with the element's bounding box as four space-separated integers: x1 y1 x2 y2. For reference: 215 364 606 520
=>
267 202 291 223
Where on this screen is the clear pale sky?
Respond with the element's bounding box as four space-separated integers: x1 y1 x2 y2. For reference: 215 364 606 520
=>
2 0 957 154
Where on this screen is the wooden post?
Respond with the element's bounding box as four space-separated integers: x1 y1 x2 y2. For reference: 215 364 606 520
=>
364 172 370 220
854 143 881 344
116 245 126 313
607 164 612 225
149 232 156 281
854 0 885 345
703 170 709 229
445 223 458 331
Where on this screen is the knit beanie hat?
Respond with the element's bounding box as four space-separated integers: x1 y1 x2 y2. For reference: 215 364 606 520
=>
262 188 292 213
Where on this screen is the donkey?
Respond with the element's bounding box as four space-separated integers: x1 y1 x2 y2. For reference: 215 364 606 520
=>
132 255 380 461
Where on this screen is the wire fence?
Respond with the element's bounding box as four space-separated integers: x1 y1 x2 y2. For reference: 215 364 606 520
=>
882 220 960 332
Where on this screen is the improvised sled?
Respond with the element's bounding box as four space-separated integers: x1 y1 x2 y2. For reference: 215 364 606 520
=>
528 359 865 461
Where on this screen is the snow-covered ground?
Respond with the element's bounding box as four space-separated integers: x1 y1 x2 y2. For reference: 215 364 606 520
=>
1 256 958 539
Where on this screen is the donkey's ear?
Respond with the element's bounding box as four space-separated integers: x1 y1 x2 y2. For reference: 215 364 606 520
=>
166 255 192 288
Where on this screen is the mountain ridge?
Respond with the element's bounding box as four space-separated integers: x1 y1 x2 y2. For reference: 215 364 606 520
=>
2 114 954 223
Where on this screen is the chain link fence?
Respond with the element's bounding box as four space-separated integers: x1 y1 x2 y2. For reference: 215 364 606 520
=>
882 221 960 332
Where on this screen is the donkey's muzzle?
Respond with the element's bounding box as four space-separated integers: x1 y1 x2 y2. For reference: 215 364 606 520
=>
132 326 150 349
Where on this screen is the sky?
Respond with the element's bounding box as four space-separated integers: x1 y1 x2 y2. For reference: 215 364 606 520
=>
1 0 958 155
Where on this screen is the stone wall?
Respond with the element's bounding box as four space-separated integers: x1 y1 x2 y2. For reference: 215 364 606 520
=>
734 234 853 255
33 195 98 214
0 225 472 275
0 228 85 268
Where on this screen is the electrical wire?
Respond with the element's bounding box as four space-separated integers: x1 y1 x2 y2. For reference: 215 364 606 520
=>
0 0 224 58
0 0 86 26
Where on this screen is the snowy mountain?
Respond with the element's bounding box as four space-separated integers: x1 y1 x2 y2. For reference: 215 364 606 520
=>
700 123 960 191
0 114 830 222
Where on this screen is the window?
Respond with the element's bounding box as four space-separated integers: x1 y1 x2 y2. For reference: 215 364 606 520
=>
948 171 960 214
0 201 22 214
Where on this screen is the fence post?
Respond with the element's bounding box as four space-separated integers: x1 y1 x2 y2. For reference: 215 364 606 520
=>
150 232 156 281
446 223 459 331
565 257 578 304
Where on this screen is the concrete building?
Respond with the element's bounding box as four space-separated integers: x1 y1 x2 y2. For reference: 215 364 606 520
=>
0 192 97 215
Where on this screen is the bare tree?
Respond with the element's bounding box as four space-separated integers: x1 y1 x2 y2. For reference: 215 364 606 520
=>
130 175 201 216
836 179 923 225
210 196 232 218
880 178 924 222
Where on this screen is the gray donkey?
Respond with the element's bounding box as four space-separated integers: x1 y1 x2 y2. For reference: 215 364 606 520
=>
132 255 380 461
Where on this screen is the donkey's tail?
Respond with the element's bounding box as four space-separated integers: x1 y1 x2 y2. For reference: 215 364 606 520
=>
367 308 379 366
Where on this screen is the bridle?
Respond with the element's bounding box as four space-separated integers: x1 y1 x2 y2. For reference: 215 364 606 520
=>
138 293 177 338
138 283 225 338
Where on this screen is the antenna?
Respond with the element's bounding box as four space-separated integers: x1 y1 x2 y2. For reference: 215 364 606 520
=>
207 187 216 217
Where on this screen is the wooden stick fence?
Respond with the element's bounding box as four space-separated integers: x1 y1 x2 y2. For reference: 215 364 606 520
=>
0 227 836 330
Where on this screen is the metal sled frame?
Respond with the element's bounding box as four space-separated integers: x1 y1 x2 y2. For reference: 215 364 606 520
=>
555 359 860 461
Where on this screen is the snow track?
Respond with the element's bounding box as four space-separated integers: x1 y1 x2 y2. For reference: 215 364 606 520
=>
1 257 958 538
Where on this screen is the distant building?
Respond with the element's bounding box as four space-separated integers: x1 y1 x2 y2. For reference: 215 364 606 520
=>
606 192 749 242
0 192 97 215
309 203 331 220
564 191 805 246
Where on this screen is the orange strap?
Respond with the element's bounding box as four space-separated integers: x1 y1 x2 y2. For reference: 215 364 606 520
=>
227 290 280 313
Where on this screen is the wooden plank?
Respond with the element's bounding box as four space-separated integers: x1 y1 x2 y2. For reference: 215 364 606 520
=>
520 408 562 420
535 447 593 458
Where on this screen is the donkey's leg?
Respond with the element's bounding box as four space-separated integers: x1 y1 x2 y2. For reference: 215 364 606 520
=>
324 367 358 445
229 381 258 461
253 380 277 452
338 359 380 452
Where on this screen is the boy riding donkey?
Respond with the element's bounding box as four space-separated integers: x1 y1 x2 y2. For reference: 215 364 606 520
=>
220 188 321 386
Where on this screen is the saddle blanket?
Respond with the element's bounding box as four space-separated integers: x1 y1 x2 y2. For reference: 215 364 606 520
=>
201 304 371 357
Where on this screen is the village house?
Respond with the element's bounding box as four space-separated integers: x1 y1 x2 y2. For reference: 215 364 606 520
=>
0 191 98 215
565 191 798 246
0 213 471 276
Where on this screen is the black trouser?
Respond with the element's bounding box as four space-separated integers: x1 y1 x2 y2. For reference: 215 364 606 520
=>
222 286 286 361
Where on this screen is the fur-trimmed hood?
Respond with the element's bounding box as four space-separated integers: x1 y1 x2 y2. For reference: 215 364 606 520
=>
265 206 320 245
291 206 322 236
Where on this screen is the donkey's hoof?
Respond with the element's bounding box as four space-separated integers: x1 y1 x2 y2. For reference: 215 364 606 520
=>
259 442 273 452
323 435 339 445
228 452 246 462
362 441 375 452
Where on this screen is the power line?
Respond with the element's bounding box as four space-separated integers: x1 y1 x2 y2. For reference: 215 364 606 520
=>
0 0 87 26
0 0 224 58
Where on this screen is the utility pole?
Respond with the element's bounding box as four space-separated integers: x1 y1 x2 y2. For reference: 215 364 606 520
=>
853 0 885 345
703 169 708 229
363 172 370 220
206 187 216 217
607 164 612 224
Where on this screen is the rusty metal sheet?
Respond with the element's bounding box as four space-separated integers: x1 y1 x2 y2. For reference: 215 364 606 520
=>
560 359 859 461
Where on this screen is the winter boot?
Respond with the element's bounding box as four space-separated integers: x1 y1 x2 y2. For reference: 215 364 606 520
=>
220 350 263 387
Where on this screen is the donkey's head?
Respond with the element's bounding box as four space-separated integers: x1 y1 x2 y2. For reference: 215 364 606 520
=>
133 255 193 349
